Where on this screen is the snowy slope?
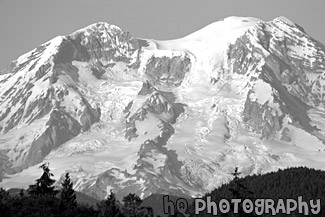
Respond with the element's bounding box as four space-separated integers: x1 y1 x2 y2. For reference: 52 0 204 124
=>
1 16 325 200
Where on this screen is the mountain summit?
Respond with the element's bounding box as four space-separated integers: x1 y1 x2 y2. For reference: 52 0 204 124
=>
1 16 325 200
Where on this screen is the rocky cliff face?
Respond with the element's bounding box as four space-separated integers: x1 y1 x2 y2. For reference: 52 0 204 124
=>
1 16 325 200
226 17 325 142
144 55 191 87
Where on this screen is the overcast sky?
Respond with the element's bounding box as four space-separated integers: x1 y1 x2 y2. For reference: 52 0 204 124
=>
0 0 324 69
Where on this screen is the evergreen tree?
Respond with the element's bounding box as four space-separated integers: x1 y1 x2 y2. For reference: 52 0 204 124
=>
122 193 153 217
0 187 10 216
122 193 142 217
28 163 58 197
228 167 255 217
19 189 25 198
0 187 9 201
229 167 254 199
229 167 242 198
98 190 124 217
60 172 77 208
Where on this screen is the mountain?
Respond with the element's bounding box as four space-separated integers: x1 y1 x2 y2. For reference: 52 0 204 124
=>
1 16 325 201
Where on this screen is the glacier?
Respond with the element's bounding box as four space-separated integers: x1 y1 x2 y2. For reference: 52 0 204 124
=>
1 16 325 201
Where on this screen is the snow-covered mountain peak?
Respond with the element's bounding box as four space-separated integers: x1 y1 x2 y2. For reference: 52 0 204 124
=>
2 16 325 201
141 17 260 76
272 16 297 27
70 22 123 39
82 21 120 30
183 16 261 40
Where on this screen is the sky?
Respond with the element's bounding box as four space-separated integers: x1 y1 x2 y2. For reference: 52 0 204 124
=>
0 0 324 69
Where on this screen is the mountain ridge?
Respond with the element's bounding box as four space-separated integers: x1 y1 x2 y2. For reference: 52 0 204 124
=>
1 16 325 201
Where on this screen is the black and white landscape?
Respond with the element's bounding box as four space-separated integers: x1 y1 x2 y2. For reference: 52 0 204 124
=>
1 16 325 201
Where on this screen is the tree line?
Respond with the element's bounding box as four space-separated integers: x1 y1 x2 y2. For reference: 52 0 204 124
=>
0 163 153 217
1 165 325 216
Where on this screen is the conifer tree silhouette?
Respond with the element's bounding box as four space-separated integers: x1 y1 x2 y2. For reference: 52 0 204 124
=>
228 167 255 217
98 190 124 217
60 172 77 208
28 163 58 197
